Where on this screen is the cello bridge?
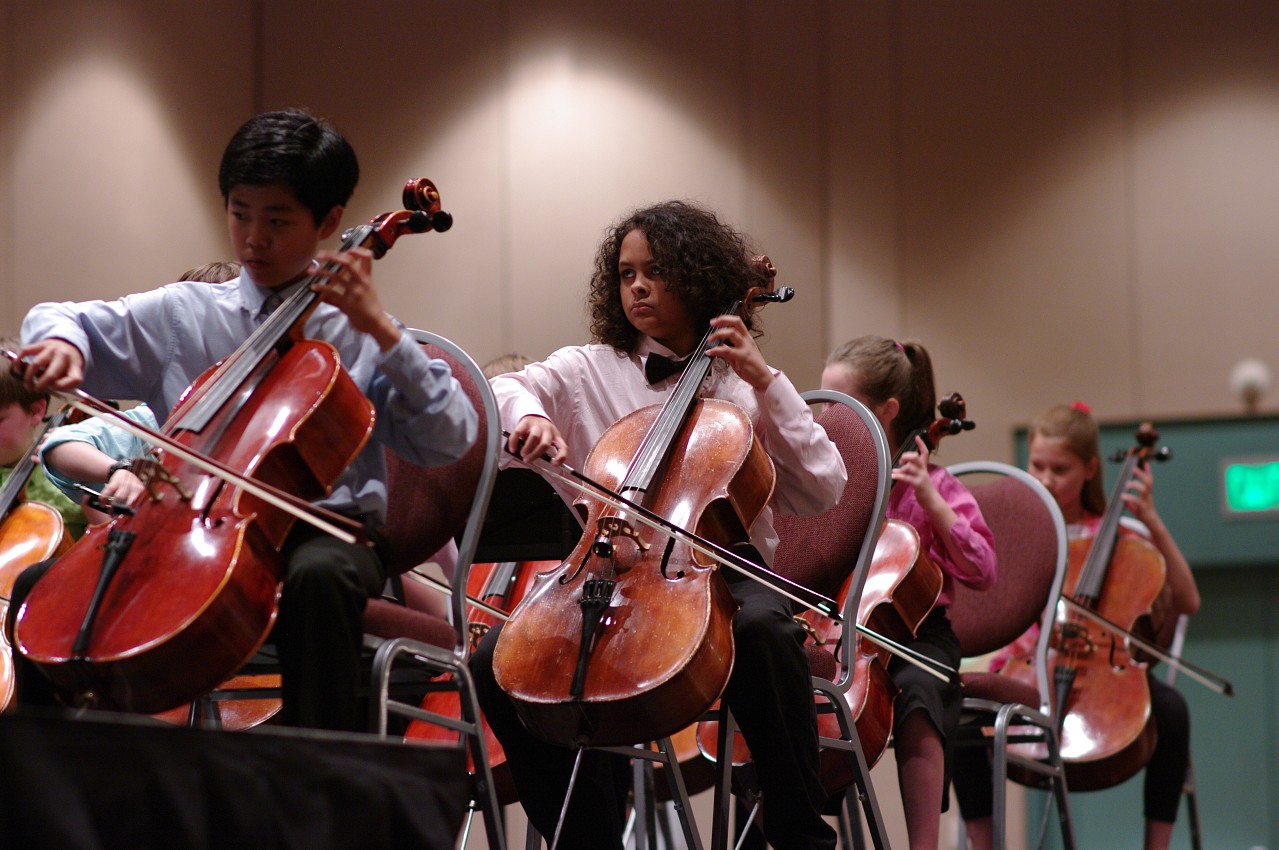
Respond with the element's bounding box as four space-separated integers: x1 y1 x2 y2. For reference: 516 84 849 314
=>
595 516 649 551
133 458 193 502
1056 621 1095 657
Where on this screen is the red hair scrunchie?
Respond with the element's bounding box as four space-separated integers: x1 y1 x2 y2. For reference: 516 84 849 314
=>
1071 400 1092 414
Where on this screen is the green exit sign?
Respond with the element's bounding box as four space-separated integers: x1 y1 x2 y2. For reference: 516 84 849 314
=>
1222 456 1279 515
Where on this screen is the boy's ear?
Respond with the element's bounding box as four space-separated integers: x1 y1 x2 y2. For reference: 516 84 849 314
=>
318 205 344 240
28 397 48 423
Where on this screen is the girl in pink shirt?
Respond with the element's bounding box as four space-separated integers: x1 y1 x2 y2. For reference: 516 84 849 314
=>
822 336 996 850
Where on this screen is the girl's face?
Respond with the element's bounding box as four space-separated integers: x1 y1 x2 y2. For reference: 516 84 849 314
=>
618 229 696 356
1027 434 1098 522
820 363 900 447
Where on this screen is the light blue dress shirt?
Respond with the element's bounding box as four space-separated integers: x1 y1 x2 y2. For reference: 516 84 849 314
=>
22 272 478 525
40 404 158 502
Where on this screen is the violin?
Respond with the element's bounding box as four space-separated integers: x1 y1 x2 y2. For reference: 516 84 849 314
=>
698 393 973 785
0 406 76 709
1001 422 1171 791
491 258 797 748
13 179 452 713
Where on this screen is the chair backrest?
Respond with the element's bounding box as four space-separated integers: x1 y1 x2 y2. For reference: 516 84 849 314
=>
947 461 1068 703
773 390 892 675
378 330 501 654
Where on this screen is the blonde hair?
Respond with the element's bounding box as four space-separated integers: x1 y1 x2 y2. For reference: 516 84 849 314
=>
1030 404 1107 515
179 261 241 284
482 353 532 381
826 335 936 448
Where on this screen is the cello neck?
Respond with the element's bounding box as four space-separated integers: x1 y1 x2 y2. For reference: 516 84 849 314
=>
170 226 366 435
620 300 742 494
1073 423 1163 604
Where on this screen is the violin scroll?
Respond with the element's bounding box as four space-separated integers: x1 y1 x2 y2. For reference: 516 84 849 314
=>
745 255 795 306
345 178 453 260
1108 422 1172 465
402 177 453 232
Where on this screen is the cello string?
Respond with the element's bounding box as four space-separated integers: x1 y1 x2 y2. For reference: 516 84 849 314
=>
516 448 838 618
2 348 363 541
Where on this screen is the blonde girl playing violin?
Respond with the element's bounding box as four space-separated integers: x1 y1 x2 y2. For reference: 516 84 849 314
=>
954 402 1199 850
821 336 997 850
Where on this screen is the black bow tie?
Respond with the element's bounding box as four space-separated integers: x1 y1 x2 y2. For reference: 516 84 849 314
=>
644 353 691 385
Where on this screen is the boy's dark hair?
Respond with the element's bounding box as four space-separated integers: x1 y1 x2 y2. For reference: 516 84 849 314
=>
0 337 49 413
588 201 770 351
218 108 359 225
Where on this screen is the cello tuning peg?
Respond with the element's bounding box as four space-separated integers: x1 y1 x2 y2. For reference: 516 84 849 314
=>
1153 446 1173 462
430 210 454 233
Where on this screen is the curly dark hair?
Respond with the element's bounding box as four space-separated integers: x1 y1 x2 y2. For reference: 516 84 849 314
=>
587 201 770 351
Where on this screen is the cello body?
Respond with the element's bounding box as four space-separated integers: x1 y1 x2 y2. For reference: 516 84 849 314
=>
15 340 374 713
838 518 942 769
493 398 769 747
1002 529 1166 790
1002 421 1171 791
703 518 942 786
0 500 72 709
0 404 77 710
405 559 553 804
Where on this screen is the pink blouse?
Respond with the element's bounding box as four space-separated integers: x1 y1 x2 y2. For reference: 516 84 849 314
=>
886 464 997 607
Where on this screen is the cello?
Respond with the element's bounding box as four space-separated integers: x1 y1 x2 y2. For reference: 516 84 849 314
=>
404 558 552 803
13 178 452 713
0 405 75 709
490 261 808 749
1001 421 1171 790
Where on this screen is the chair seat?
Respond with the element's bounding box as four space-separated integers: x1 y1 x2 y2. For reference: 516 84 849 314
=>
805 644 838 681
961 671 1040 708
363 599 456 650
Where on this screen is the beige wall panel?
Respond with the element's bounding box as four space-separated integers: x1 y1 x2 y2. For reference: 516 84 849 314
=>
741 1 828 390
498 0 750 365
825 2 905 353
1128 1 1279 417
893 2 1137 464
0 3 12 336
258 2 508 364
4 1 252 335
